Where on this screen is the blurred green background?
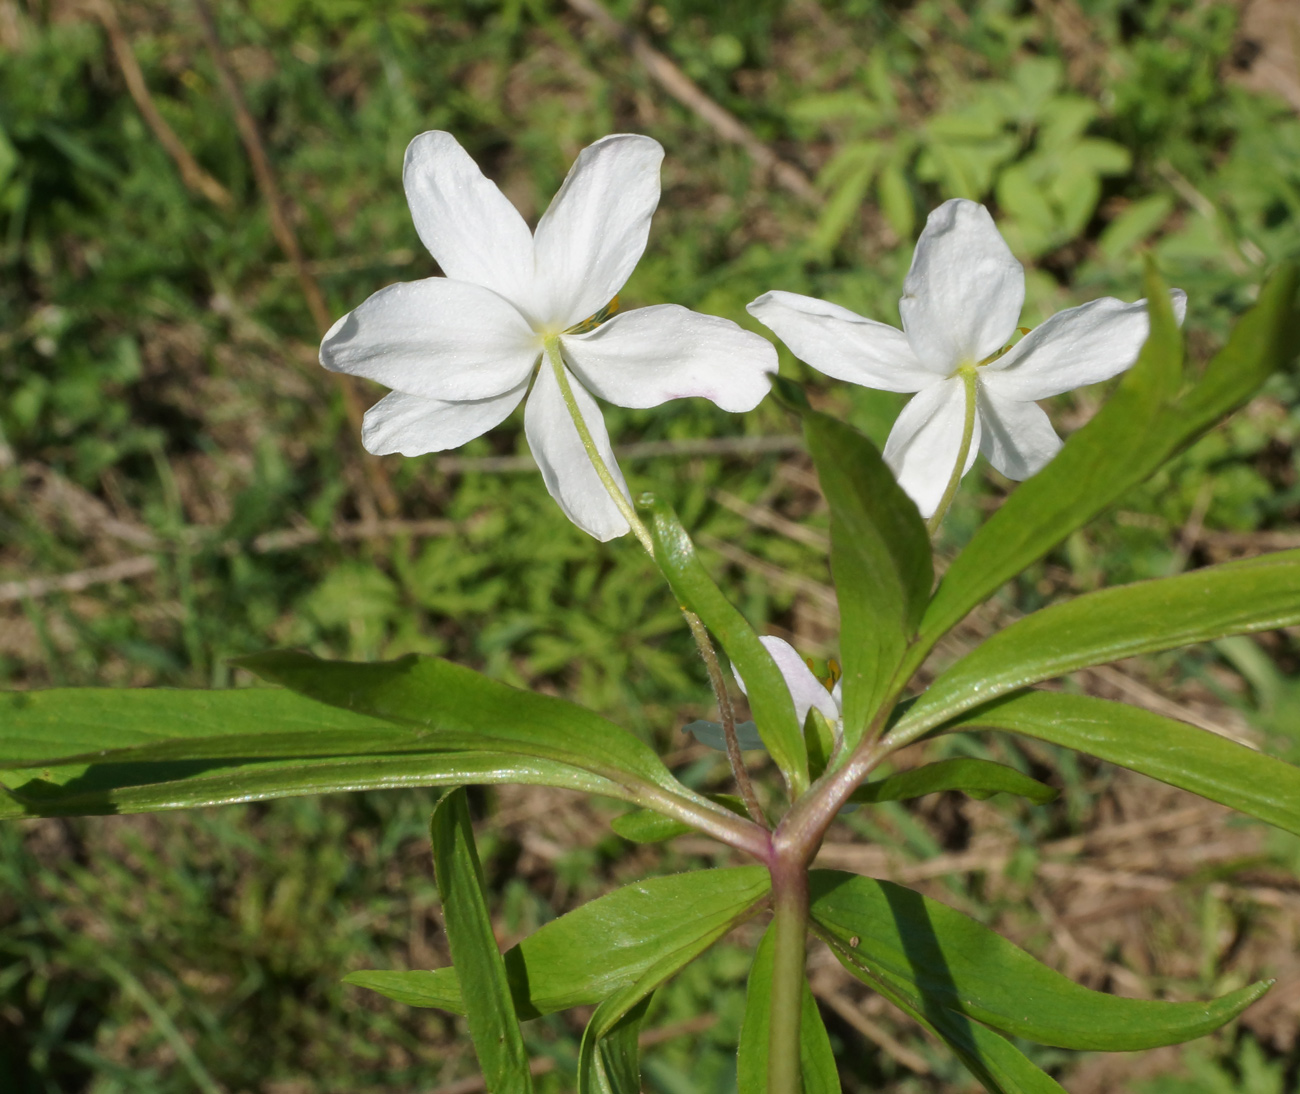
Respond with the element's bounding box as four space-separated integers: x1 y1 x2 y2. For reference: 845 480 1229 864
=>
3 0 1300 1089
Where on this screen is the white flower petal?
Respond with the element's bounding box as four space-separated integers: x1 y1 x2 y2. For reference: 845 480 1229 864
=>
524 360 631 541
560 305 776 413
732 636 840 728
403 132 538 315
975 386 1062 481
883 377 982 518
900 199 1025 371
319 278 540 402
983 289 1189 401
532 134 664 330
361 386 527 457
746 291 939 390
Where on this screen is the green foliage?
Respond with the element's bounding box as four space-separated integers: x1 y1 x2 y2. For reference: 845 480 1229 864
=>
810 870 1270 1053
948 691 1300 838
802 408 931 746
430 788 534 1094
346 867 770 1017
848 757 1057 807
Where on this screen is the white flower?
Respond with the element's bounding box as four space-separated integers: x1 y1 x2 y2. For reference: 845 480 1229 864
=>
747 198 1186 518
687 636 840 751
321 131 778 540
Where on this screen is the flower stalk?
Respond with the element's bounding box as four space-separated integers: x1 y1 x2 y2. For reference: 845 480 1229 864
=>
925 365 980 534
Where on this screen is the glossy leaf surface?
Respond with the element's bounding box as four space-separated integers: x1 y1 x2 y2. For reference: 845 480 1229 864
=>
803 410 931 747
810 870 1269 1051
0 686 412 764
237 651 700 801
640 495 807 795
817 925 1066 1094
892 550 1300 746
850 758 1056 806
948 690 1300 835
346 867 770 1017
736 924 840 1094
431 789 533 1094
917 262 1299 665
0 750 624 818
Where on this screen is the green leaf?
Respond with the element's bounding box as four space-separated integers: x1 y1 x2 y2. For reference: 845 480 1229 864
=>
611 794 748 843
580 994 652 1094
946 690 1300 836
815 919 1063 1094
802 411 932 747
809 870 1269 1053
0 686 415 765
235 651 703 803
892 551 1300 745
0 750 627 817
737 924 840 1094
346 867 770 1017
576 865 763 1094
430 789 533 1094
850 757 1056 806
914 262 1300 672
638 496 807 796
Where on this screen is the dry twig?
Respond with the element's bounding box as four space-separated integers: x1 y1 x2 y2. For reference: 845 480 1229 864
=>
562 0 819 205
88 0 233 208
190 0 397 516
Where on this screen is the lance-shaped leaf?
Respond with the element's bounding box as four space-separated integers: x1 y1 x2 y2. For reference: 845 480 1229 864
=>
803 410 932 749
890 550 1300 747
946 690 1300 836
431 789 533 1094
346 866 770 1017
737 924 840 1094
639 495 808 796
916 262 1299 668
815 919 1065 1094
809 870 1269 1053
236 651 713 807
850 758 1057 806
0 750 625 817
0 686 418 765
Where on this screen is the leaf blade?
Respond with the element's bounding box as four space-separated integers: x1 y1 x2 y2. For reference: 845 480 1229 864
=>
640 496 808 795
809 870 1269 1052
346 867 771 1017
850 757 1057 806
431 788 533 1094
892 551 1300 745
803 410 932 747
947 689 1300 835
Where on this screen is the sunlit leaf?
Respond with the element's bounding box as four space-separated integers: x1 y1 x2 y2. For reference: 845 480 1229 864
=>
810 870 1269 1052
946 690 1300 835
639 495 807 796
890 550 1300 746
431 789 533 1094
850 757 1056 806
346 867 770 1017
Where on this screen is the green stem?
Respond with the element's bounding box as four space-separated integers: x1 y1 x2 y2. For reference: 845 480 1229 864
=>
544 337 762 823
682 608 767 828
768 857 809 1094
925 367 980 536
544 337 654 554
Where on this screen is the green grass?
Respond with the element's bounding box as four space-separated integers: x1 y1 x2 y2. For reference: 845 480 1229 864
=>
2 0 1300 1089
